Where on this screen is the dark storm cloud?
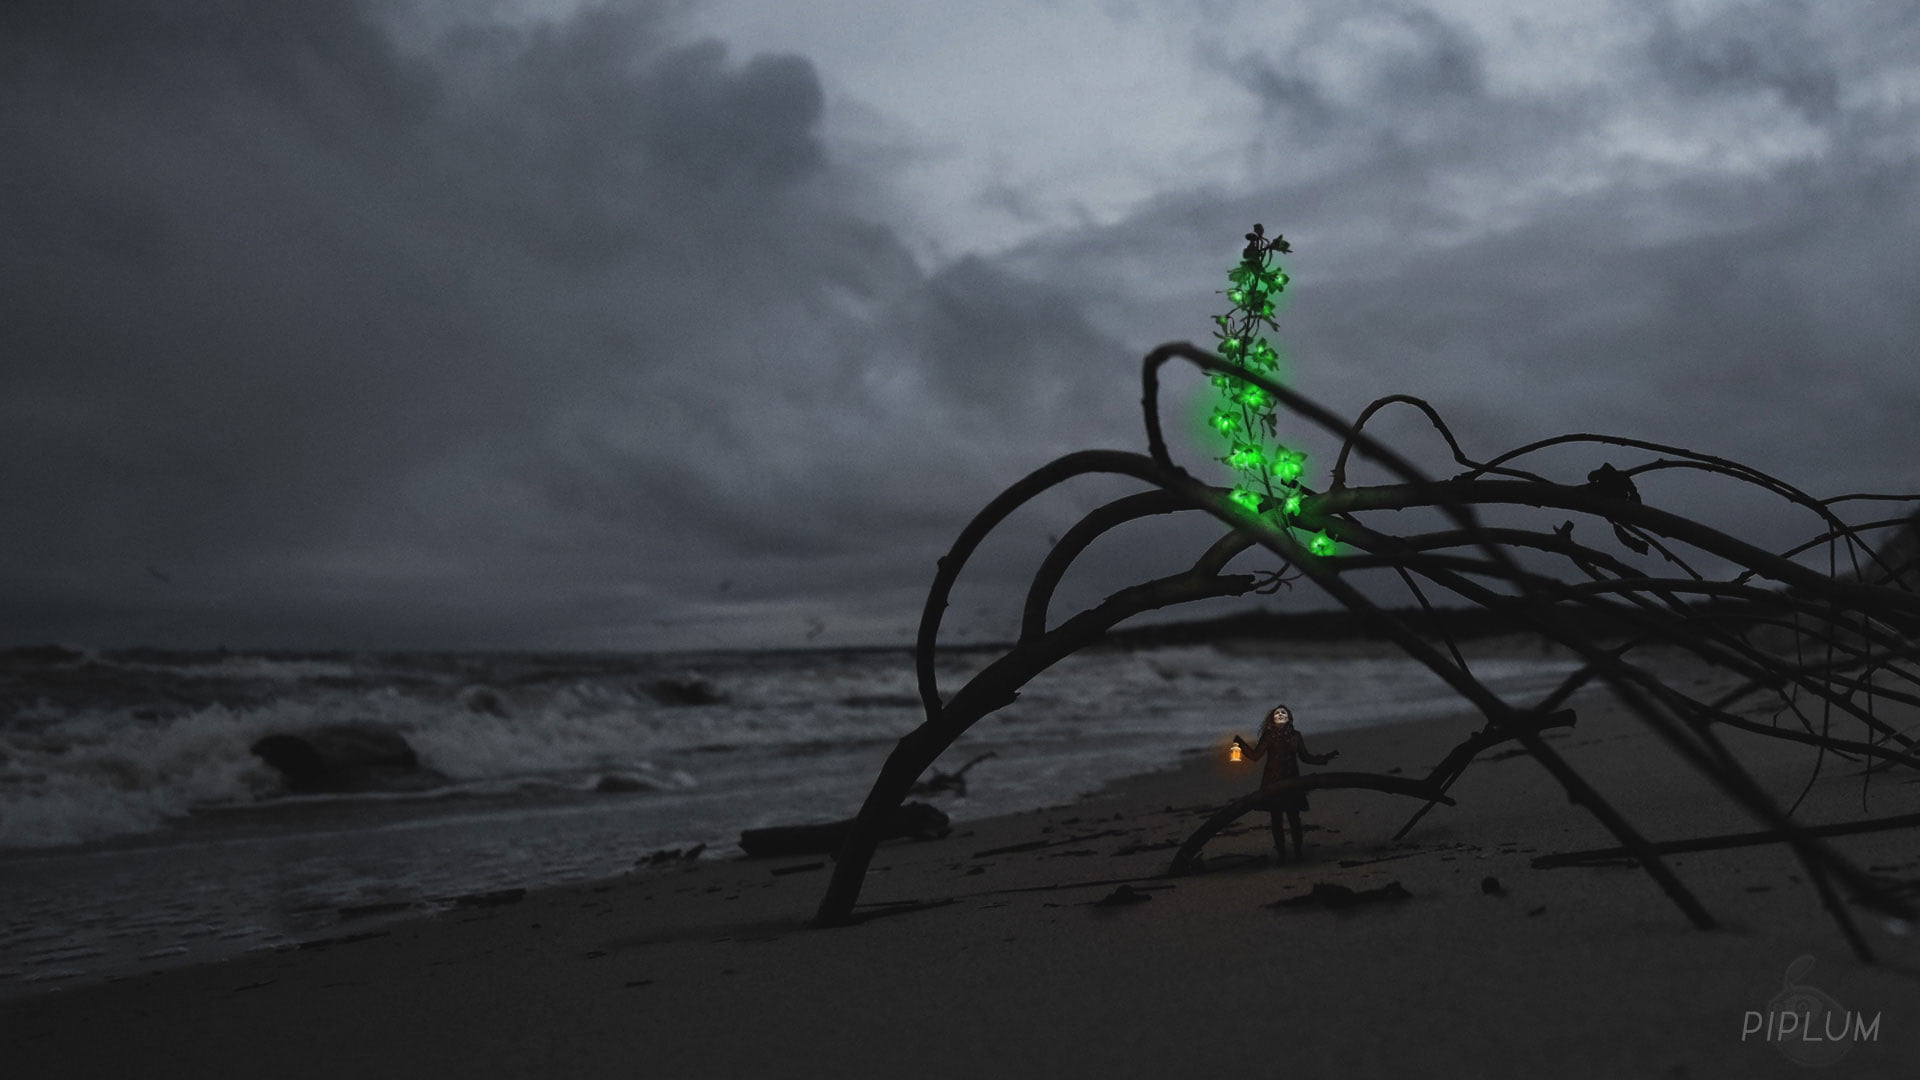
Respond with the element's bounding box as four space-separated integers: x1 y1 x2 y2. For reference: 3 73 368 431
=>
1 0 1128 648
1293 161 1920 477
911 256 1110 414
1646 0 1840 121
1216 2 1485 134
11 0 1919 650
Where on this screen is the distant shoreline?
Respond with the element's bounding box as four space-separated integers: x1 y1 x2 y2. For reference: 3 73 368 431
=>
0 601 1665 665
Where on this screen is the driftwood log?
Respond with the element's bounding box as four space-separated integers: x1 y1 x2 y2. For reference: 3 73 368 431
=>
812 341 1920 962
1167 772 1455 875
1164 707 1578 873
741 801 949 858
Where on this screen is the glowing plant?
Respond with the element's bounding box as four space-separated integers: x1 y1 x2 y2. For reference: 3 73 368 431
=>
1208 224 1311 530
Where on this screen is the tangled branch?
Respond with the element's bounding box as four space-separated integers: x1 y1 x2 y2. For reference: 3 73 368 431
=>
813 331 1918 961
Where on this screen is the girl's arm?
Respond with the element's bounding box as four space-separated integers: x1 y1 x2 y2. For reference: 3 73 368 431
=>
1236 732 1267 761
1296 732 1339 766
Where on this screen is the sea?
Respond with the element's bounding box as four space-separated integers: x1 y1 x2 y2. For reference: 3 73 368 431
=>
0 641 1582 999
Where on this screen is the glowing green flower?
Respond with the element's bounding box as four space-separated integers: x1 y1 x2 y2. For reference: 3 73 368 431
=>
1206 224 1307 537
1308 532 1337 557
1226 442 1263 470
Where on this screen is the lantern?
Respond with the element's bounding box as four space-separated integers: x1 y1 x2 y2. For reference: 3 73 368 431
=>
1229 742 1244 763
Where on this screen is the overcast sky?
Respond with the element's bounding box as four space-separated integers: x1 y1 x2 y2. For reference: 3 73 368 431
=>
5 0 1918 651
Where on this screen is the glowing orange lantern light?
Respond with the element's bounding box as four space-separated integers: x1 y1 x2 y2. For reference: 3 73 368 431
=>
1228 742 1244 763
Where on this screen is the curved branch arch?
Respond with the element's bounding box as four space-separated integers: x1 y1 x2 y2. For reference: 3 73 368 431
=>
815 340 1920 960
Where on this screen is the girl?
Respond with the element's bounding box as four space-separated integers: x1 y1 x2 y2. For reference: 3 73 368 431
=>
1232 705 1338 863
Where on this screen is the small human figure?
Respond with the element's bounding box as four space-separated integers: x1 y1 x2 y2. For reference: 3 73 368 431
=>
1231 704 1339 864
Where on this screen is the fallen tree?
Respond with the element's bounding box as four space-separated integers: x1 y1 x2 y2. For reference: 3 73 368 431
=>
813 232 1920 961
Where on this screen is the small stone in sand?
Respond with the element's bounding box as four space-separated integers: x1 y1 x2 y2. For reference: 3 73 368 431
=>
1092 884 1153 907
1271 881 1411 910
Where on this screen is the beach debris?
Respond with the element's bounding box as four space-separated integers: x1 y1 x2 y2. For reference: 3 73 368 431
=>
1111 837 1182 856
645 675 724 706
1335 848 1426 870
595 773 659 794
336 900 416 921
971 828 1127 859
1270 881 1411 911
249 723 442 794
640 844 707 866
1481 876 1507 897
1091 884 1153 907
455 684 509 716
296 930 392 950
739 803 949 858
770 861 826 876
910 751 998 798
450 887 527 909
844 897 958 925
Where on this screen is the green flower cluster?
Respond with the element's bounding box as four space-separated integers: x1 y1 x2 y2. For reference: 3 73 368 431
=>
1208 223 1334 557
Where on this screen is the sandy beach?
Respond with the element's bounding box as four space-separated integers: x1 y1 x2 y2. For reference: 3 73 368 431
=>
5 648 1917 1078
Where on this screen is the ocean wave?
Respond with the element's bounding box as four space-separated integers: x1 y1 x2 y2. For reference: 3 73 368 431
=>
0 705 283 848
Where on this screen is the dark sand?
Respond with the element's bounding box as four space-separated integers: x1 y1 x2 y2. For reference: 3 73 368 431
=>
5 654 1917 1078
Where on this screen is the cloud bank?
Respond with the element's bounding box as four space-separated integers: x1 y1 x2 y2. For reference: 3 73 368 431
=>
4 0 1917 649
